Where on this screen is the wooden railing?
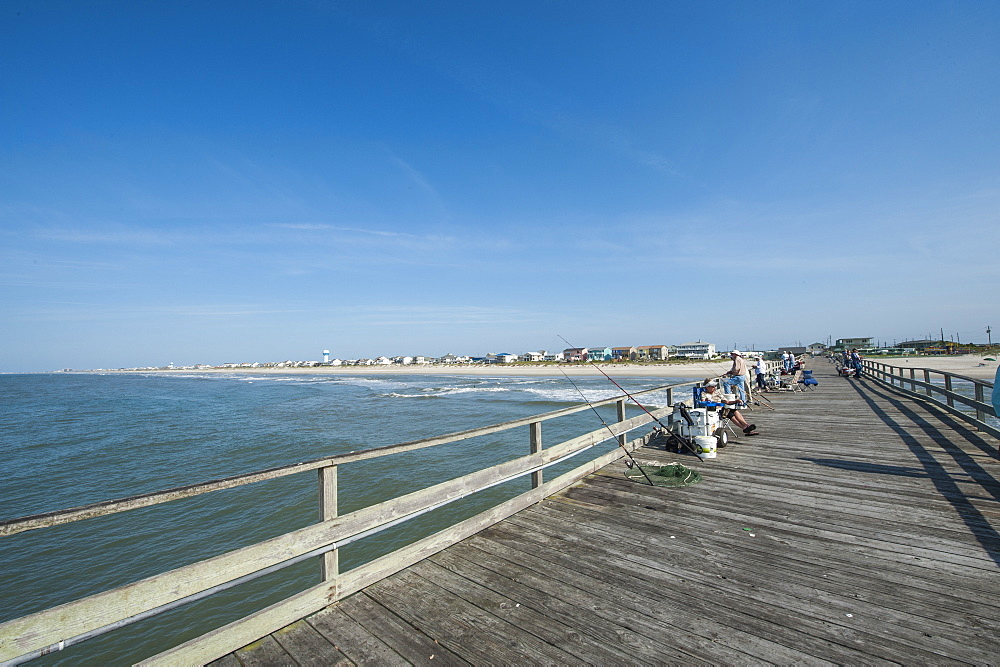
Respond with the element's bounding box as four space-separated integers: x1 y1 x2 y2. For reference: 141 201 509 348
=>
0 379 696 666
863 360 999 441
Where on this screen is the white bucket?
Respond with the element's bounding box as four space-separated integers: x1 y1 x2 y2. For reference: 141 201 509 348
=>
695 435 717 459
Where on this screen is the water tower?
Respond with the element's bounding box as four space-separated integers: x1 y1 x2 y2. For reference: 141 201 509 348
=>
323 350 330 364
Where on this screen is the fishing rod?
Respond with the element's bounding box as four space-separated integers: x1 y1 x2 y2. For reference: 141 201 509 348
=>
558 336 702 457
555 365 656 486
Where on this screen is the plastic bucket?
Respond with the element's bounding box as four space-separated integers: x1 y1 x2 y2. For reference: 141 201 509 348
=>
695 435 717 459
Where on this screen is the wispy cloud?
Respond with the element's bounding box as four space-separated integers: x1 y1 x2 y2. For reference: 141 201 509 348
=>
270 223 423 239
32 228 175 246
15 302 310 322
341 305 536 327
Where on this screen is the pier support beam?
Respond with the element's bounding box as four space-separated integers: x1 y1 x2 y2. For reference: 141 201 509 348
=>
318 466 338 585
530 422 542 488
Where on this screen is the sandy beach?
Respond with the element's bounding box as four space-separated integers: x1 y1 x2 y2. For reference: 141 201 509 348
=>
134 361 735 379
854 354 999 380
112 354 1000 380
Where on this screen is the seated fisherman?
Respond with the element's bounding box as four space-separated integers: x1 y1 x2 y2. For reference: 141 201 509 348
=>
697 379 759 436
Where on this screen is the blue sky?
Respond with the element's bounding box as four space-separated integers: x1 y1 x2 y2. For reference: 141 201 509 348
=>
2 1 998 371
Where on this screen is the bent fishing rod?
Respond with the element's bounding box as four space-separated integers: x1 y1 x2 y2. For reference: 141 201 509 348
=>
558 336 702 457
555 365 656 486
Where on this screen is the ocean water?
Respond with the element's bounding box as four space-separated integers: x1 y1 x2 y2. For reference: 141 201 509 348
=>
0 371 688 665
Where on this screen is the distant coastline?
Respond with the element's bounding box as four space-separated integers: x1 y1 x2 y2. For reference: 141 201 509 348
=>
91 361 734 379
71 353 1000 380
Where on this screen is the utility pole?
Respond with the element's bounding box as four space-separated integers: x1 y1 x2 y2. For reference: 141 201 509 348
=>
940 327 944 343
988 326 992 346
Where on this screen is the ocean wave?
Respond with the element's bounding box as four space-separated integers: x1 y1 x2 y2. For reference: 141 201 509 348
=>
521 387 622 403
377 392 445 399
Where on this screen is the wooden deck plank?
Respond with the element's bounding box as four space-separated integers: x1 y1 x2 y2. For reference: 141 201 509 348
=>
305 604 409 666
458 528 837 665
205 654 242 667
233 635 297 666
557 477 1000 620
427 544 688 664
364 568 583 664
526 489 997 663
490 510 953 665
224 360 1000 665
334 592 469 666
406 558 641 664
272 619 353 666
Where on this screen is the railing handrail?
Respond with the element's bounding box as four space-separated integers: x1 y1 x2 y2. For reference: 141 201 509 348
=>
0 406 668 665
863 362 994 388
0 376 698 664
0 379 695 537
862 360 998 441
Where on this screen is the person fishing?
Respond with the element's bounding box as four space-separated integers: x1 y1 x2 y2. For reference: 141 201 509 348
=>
754 355 768 391
722 349 749 406
697 379 759 435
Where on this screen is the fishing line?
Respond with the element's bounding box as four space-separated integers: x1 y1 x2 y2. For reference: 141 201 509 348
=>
555 364 656 485
558 336 701 457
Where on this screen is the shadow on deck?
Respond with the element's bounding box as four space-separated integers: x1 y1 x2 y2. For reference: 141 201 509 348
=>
217 361 1000 665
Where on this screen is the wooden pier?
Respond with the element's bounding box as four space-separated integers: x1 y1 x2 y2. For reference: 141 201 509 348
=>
215 362 1000 665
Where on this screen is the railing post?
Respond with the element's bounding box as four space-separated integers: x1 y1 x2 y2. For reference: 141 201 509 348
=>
909 368 916 392
616 399 627 449
530 421 543 488
318 465 338 585
945 375 954 408
666 387 673 407
923 370 931 397
975 384 986 423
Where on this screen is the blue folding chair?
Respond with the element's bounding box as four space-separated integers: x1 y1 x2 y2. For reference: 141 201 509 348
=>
798 370 819 389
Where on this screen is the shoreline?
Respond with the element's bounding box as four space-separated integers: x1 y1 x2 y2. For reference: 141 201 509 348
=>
97 361 734 379
72 354 1000 380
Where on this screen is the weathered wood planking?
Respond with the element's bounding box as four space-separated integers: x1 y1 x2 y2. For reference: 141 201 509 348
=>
221 360 1000 665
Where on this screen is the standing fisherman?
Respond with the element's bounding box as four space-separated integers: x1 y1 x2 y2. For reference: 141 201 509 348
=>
755 355 768 391
851 349 864 378
723 349 749 406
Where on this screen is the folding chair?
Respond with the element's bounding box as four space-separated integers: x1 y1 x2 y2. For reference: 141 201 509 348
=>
798 370 818 389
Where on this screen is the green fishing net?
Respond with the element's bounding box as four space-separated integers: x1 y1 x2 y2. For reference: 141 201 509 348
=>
624 462 702 487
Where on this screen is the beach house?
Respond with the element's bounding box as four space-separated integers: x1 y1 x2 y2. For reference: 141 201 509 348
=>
635 345 670 361
587 347 613 361
836 337 874 349
674 341 716 359
612 346 637 361
563 347 587 362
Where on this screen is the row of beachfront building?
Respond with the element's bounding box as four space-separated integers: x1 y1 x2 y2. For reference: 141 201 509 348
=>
300 342 726 368
339 342 719 367
197 342 726 370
